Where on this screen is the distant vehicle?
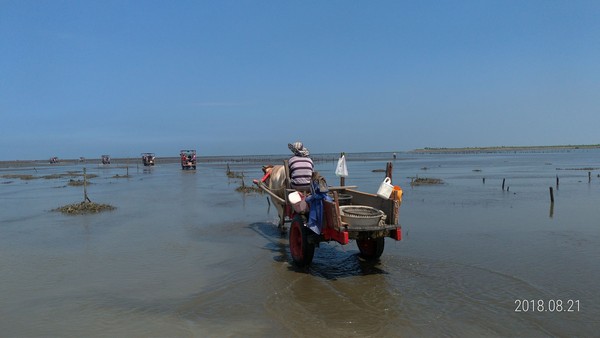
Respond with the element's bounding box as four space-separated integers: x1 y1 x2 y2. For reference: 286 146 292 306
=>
49 157 59 164
180 150 196 170
101 155 111 165
79 157 86 162
141 153 156 166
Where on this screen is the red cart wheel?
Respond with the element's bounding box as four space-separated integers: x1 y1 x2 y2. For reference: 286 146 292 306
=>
289 216 315 267
357 237 385 260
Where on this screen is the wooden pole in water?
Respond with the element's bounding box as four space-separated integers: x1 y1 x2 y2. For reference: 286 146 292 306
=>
556 175 559 189
502 178 505 191
589 171 591 183
549 186 554 203
340 152 345 187
483 177 485 184
83 168 91 203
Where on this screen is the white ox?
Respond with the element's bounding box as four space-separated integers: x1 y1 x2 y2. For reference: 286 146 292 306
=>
261 165 288 227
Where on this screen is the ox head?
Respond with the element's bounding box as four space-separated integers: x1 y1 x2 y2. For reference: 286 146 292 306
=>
262 165 274 175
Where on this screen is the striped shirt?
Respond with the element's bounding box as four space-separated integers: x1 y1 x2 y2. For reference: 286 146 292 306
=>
289 155 313 190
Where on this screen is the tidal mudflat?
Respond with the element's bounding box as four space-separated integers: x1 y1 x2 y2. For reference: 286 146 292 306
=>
1 150 599 336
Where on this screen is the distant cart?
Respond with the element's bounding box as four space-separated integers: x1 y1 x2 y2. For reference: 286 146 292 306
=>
254 162 401 267
180 150 196 170
101 155 111 165
141 153 156 166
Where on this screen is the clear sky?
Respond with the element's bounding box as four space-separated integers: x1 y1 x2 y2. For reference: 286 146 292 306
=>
2 0 600 160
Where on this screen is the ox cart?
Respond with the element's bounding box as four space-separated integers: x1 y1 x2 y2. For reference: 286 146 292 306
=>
180 150 197 170
141 153 156 166
254 163 402 267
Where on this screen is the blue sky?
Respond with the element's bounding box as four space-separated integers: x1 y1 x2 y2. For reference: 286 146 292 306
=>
2 0 600 160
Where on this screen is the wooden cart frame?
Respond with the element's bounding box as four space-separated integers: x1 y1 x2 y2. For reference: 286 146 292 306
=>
254 161 401 266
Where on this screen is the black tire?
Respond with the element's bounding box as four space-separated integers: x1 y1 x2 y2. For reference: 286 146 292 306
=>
357 237 385 260
289 216 315 267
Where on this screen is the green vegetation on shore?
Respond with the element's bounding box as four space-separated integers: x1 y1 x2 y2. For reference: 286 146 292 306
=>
412 144 600 154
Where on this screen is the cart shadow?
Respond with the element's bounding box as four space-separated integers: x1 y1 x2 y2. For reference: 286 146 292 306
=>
248 222 388 279
293 247 389 280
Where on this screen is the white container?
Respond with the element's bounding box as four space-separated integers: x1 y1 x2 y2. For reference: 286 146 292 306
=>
377 177 394 199
288 191 307 213
288 191 301 204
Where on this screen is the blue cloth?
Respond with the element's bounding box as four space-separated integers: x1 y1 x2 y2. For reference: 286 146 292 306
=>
305 180 333 235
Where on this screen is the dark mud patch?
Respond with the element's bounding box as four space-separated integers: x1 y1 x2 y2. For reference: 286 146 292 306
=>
112 174 131 179
1 174 38 180
42 172 98 180
235 185 263 193
53 201 116 215
556 167 600 171
68 179 94 187
410 177 444 186
1 172 98 181
227 171 245 179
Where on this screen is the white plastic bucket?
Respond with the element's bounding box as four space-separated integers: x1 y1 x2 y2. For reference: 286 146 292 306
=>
288 191 301 204
288 191 308 212
377 177 394 199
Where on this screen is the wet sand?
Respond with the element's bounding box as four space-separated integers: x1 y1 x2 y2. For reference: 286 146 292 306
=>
1 151 599 336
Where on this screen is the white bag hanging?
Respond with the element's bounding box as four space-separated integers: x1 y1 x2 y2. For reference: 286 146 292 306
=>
335 155 348 177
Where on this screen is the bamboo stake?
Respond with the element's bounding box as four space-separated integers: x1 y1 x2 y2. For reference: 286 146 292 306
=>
549 187 554 203
386 162 393 182
340 152 345 187
83 168 91 203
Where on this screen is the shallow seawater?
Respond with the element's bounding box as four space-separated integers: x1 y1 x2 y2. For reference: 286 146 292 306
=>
1 151 599 337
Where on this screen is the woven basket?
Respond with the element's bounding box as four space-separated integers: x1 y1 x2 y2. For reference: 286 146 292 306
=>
339 206 386 227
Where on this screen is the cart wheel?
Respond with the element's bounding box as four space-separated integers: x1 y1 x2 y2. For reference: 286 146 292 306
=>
357 238 385 260
289 216 315 267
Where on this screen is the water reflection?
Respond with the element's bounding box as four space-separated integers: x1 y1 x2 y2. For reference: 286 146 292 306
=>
248 222 389 279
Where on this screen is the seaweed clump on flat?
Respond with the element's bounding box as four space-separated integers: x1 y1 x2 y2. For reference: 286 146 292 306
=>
112 174 131 178
43 172 98 180
54 167 114 214
53 201 116 215
235 185 263 193
226 164 263 194
1 174 38 180
68 179 93 186
411 177 444 186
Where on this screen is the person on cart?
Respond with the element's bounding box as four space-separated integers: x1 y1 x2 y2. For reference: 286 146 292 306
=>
288 142 313 192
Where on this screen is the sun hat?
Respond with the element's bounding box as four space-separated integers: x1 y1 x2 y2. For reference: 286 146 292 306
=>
288 141 310 157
